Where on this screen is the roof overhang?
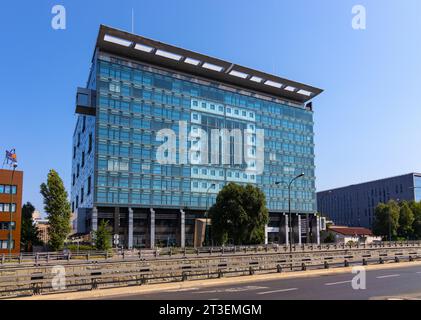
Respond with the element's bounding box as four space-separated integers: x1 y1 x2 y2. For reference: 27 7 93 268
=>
95 25 323 104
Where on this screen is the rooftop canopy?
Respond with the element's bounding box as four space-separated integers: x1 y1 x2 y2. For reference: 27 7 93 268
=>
96 25 323 104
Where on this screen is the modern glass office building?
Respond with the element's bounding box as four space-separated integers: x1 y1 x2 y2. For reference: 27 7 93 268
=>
317 173 421 228
71 25 323 248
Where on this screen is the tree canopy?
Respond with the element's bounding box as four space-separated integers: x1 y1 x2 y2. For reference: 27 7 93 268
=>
21 202 42 251
373 200 421 240
208 183 269 246
94 220 112 251
40 169 71 251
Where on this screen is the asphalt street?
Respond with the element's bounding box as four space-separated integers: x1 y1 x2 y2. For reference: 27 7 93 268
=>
91 264 421 300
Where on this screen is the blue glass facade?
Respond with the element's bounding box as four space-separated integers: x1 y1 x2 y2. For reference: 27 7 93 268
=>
93 56 316 212
71 26 322 248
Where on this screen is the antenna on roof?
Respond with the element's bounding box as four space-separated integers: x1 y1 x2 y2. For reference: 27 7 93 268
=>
131 8 135 34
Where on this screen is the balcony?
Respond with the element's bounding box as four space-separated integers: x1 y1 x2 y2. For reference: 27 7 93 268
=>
75 87 96 116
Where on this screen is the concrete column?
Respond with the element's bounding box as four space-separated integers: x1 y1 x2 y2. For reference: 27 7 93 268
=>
150 208 155 248
92 207 98 232
285 214 289 245
128 208 133 249
316 216 321 245
180 209 185 248
298 214 302 245
114 207 120 234
306 213 310 244
264 225 268 245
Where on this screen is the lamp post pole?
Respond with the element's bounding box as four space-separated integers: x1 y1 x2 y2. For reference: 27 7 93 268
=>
288 173 305 253
277 173 305 253
204 183 216 247
8 163 17 257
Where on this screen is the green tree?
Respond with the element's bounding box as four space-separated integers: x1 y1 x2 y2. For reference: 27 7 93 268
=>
20 202 42 251
373 200 400 240
398 201 414 239
323 232 335 244
409 201 421 239
93 220 112 251
40 170 71 251
209 183 269 246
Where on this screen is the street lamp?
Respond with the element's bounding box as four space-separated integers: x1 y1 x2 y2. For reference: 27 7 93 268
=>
276 173 305 252
204 183 216 247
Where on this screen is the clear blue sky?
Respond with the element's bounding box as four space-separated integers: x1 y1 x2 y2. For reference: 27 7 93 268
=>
1 0 420 215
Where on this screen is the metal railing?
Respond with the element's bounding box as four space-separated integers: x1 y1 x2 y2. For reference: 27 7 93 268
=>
1 241 421 268
1 243 421 298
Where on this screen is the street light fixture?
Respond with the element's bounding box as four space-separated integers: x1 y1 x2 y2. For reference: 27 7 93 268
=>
276 173 305 252
204 183 216 247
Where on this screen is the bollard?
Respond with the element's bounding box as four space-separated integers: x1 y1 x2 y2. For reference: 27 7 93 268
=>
184 248 187 257
155 249 158 258
182 272 188 281
19 254 22 264
47 253 50 263
35 253 39 266
169 248 172 257
86 253 90 261
362 258 368 266
379 257 384 264
395 257 400 263
409 256 414 262
1 254 4 265
324 261 329 269
277 264 282 273
67 252 71 262
218 269 223 278
122 251 125 260
249 267 255 275
138 250 142 260
222 247 224 255
301 263 307 271
344 260 349 267
196 248 199 256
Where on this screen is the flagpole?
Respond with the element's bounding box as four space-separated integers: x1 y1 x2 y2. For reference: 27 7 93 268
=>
8 163 17 258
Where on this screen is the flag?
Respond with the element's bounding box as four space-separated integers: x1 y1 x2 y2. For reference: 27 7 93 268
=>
5 149 17 166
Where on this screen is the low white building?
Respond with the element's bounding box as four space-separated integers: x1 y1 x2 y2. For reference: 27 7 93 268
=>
326 226 382 244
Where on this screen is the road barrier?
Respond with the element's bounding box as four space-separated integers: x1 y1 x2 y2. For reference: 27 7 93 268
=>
1 242 421 298
1 241 421 268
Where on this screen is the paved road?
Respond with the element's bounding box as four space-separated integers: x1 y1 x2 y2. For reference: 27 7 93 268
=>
92 264 421 300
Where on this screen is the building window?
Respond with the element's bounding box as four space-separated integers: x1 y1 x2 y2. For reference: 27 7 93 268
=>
77 164 80 178
73 146 76 159
75 196 79 209
0 203 16 213
109 83 121 93
81 151 85 168
82 116 86 132
0 185 17 194
81 187 84 204
88 133 93 153
77 133 80 147
87 176 91 195
72 174 75 186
